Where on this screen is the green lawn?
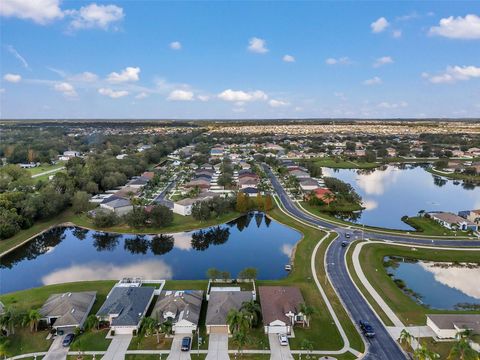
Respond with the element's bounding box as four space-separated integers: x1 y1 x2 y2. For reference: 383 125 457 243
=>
402 216 467 236
0 328 51 357
358 243 480 325
428 167 480 182
26 162 65 176
70 329 111 351
308 157 379 169
69 211 242 235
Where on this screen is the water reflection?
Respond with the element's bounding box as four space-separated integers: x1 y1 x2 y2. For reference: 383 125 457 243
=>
322 165 480 229
0 212 301 293
385 257 480 310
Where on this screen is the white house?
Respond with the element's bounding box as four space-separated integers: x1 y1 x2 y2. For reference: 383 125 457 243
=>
427 314 480 339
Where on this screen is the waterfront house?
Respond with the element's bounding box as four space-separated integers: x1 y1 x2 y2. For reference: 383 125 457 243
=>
97 286 155 335
429 212 478 231
100 195 133 216
259 286 305 335
427 314 480 339
299 178 319 191
311 188 335 204
458 209 480 224
206 291 253 334
152 290 203 334
39 291 97 331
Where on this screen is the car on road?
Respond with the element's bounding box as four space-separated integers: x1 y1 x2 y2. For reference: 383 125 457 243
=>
341 241 348 247
62 333 74 347
181 336 192 351
345 233 351 238
359 320 376 337
278 333 289 346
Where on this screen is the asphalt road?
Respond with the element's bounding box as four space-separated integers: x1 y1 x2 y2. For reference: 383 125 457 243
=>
263 164 480 360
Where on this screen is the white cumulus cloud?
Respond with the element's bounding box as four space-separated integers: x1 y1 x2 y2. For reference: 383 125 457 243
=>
0 0 63 24
218 89 268 102
325 57 351 65
107 67 140 83
371 17 389 33
54 82 77 97
170 41 182 50
66 3 124 30
373 56 394 67
429 14 480 39
3 73 22 83
283 54 295 63
269 99 290 107
422 65 480 84
247 37 269 54
363 76 382 85
98 87 128 98
68 71 98 82
167 89 194 101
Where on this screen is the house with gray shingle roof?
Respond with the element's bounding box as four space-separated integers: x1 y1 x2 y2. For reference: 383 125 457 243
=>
152 290 203 334
39 291 97 331
100 195 133 216
96 286 155 334
205 291 253 334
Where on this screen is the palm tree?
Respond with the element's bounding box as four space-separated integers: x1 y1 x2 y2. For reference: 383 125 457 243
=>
160 320 173 338
232 330 248 356
414 342 440 360
299 303 315 328
226 309 251 334
24 309 41 332
240 301 261 327
447 331 478 360
0 308 20 335
399 329 413 348
142 317 157 338
85 314 99 331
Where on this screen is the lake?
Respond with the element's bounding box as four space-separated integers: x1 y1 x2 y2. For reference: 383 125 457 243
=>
385 257 480 310
0 212 301 294
323 164 480 230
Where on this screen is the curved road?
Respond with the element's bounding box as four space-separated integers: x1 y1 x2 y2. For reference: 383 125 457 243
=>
263 164 480 360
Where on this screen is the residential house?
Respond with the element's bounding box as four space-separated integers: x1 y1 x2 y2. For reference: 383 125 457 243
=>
151 290 203 334
241 187 259 197
96 286 155 335
259 286 305 334
239 178 259 189
205 291 253 334
100 195 133 215
173 192 216 216
312 188 335 204
39 291 97 331
426 314 480 339
299 178 319 192
429 212 478 231
288 170 310 179
458 210 480 224
184 178 211 190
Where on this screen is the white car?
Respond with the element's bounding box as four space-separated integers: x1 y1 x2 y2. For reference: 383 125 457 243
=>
278 333 288 346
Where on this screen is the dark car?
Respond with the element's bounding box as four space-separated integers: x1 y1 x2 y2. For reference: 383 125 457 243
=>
341 241 348 247
359 320 375 337
181 336 192 351
62 333 74 347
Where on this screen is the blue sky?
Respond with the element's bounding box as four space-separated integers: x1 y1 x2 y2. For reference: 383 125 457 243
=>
1 1 479 119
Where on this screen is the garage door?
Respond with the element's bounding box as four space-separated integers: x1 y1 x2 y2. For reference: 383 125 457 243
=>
174 325 195 334
267 325 288 334
113 326 135 335
208 325 229 334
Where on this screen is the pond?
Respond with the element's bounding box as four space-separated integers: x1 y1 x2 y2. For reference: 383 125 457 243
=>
0 212 301 294
323 164 480 230
385 256 480 310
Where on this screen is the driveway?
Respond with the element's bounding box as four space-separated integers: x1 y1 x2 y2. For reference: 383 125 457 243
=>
167 334 192 360
43 334 69 360
206 334 230 360
101 334 132 360
268 333 293 360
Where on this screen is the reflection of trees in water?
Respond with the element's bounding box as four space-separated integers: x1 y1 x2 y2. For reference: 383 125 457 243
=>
264 215 272 227
255 212 264 228
235 215 248 232
0 227 66 269
124 235 149 254
462 181 477 190
92 232 121 252
191 226 230 251
72 227 89 240
432 176 447 187
150 235 174 255
333 211 362 223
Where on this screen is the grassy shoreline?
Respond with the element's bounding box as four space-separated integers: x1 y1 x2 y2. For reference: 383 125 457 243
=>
356 243 480 325
427 167 480 182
